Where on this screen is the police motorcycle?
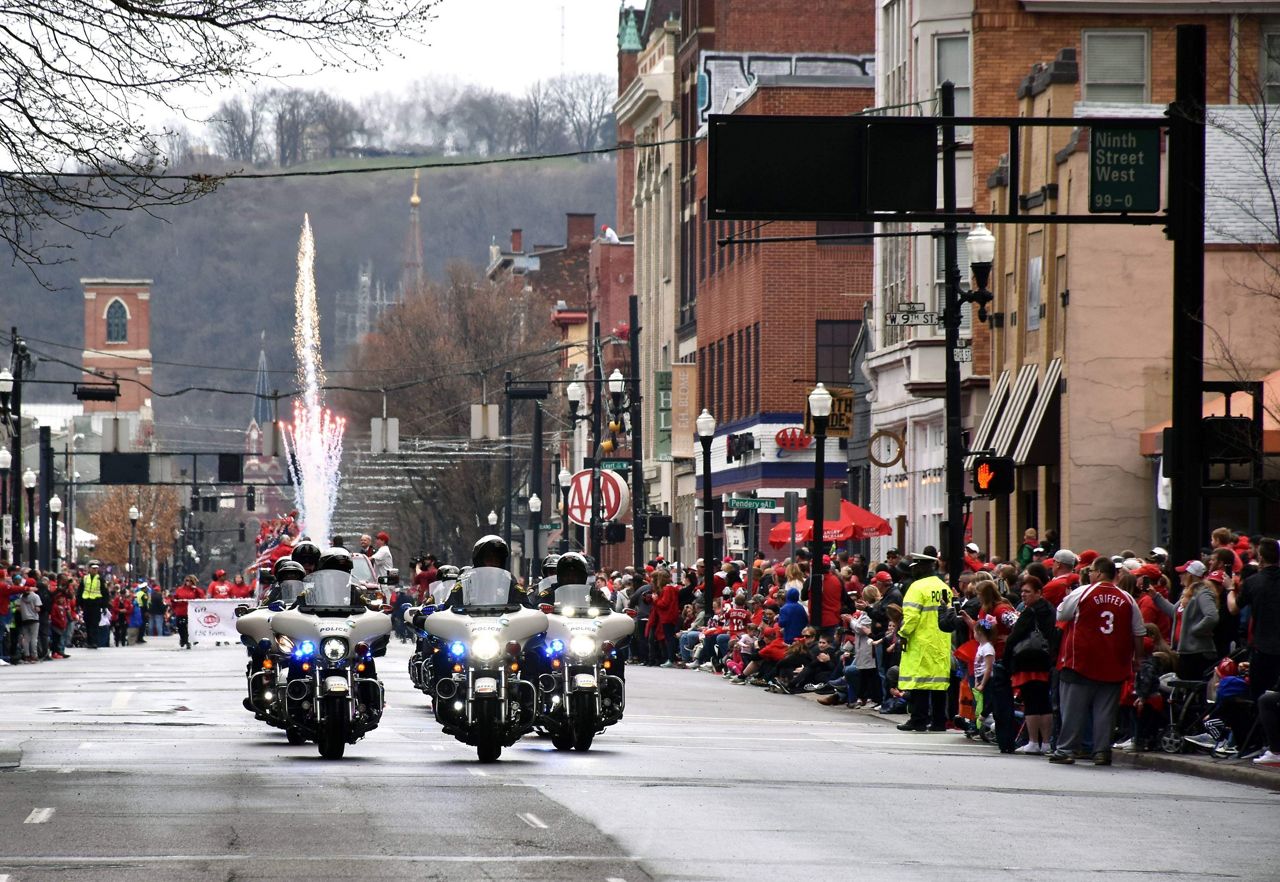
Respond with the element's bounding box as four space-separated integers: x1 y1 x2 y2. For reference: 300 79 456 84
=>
268 548 393 759
405 565 460 696
531 553 631 751
414 536 546 762
235 559 309 743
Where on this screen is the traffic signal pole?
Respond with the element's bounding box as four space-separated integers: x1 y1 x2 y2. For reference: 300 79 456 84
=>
940 82 965 591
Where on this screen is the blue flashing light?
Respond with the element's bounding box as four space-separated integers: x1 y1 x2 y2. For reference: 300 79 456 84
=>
293 640 316 659
448 641 466 658
546 638 565 657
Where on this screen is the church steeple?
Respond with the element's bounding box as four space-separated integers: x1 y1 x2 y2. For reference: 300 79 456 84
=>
401 170 425 296
251 335 271 430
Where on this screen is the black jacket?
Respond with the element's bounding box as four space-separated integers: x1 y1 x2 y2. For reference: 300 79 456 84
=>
1003 597 1056 672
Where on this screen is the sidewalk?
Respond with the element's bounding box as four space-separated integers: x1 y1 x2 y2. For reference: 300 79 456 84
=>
789 687 1280 792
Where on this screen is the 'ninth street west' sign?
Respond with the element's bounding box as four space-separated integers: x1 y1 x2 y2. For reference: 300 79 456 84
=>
1089 128 1160 214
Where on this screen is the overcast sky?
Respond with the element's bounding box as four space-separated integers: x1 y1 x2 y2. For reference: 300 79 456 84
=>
175 0 633 120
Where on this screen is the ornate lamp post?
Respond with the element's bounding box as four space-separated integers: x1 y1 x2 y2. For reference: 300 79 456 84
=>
22 468 36 568
558 466 572 553
487 509 498 529
696 408 716 621
128 504 140 579
527 493 541 586
807 384 833 633
48 494 62 570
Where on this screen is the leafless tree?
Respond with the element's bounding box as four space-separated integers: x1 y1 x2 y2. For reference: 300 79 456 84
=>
211 94 269 165
517 80 566 154
0 0 437 276
550 73 616 157
453 87 520 156
312 93 365 158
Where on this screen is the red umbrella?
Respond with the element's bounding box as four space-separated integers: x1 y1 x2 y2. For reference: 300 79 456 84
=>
768 500 892 549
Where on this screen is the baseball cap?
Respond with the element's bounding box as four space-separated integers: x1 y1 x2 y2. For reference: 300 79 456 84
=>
1121 558 1142 572
1078 550 1099 566
873 571 892 583
1205 569 1228 585
1175 559 1207 577
965 542 980 553
1134 563 1163 580
1148 546 1169 562
1053 549 1078 567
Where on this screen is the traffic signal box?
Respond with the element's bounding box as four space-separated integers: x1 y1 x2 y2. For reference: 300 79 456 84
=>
972 456 1015 498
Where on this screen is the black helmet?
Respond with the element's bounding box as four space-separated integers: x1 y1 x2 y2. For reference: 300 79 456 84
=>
291 540 321 571
472 534 509 569
436 564 460 582
541 553 561 577
273 559 306 582
318 546 354 573
556 552 590 586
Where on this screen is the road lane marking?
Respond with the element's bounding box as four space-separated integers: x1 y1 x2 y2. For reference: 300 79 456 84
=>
57 767 74 774
0 854 643 865
24 807 55 824
110 690 134 710
606 878 627 882
517 812 548 829
467 768 487 777
77 742 93 749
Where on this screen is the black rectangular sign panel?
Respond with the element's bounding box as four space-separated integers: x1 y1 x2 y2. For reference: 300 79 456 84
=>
100 453 150 485
708 114 938 220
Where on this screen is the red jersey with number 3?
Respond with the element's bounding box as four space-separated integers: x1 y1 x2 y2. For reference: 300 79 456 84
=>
1058 582 1138 683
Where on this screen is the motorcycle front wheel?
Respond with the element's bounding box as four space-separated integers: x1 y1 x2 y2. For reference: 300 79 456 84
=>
317 699 349 760
475 701 503 762
551 731 574 751
571 694 597 751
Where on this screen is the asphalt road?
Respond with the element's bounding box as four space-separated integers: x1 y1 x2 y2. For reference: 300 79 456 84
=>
2 638 1278 882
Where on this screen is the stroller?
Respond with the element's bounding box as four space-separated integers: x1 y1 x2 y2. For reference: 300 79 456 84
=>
1157 670 1213 753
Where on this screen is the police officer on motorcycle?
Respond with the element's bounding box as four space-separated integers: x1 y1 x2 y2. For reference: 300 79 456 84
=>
437 536 527 609
292 540 322 575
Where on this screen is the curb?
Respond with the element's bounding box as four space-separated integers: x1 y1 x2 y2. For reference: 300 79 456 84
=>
0 741 22 769
1112 749 1280 793
789 685 1280 792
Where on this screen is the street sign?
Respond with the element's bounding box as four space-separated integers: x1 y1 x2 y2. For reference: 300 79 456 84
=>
953 347 973 363
886 312 940 326
538 522 562 531
1089 128 1160 214
599 459 631 472
896 302 926 313
726 497 776 510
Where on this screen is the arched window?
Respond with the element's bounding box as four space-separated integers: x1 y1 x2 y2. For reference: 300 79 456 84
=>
106 299 127 343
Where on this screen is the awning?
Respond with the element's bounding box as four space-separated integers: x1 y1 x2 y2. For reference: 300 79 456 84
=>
1013 358 1062 464
990 364 1039 457
1139 367 1280 455
74 527 98 548
767 499 892 548
964 369 1010 468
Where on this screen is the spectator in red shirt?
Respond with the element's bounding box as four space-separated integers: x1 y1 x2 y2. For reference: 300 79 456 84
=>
206 569 234 599
1043 549 1081 608
171 575 205 649
1133 563 1173 642
1211 526 1243 574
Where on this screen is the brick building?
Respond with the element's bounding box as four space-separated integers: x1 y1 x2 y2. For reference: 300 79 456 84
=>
675 1 878 558
80 278 155 450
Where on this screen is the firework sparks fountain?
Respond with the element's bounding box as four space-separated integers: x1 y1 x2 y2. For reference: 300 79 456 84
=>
283 216 346 544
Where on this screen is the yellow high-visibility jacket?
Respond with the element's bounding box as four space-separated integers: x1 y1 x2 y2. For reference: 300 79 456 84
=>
898 574 952 691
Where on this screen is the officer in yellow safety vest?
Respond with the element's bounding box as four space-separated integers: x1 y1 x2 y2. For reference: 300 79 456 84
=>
133 582 149 643
78 560 105 650
896 548 953 732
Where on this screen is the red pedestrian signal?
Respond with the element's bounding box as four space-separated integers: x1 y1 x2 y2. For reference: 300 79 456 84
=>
972 456 1014 497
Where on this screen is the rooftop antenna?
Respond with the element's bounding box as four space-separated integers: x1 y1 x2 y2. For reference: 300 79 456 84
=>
560 3 566 76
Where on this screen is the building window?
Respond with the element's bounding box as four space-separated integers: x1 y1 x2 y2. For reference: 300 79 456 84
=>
935 35 971 138
105 299 128 343
816 220 873 246
661 170 672 281
1266 32 1280 104
815 321 859 387
1083 31 1149 103
934 232 973 336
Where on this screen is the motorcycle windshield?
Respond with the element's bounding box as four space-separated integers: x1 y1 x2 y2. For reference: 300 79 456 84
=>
554 584 591 608
300 571 357 609
277 579 305 605
458 567 512 607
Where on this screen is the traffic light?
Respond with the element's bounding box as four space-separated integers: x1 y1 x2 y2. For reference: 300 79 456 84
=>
238 522 246 543
245 485 256 511
972 456 1015 497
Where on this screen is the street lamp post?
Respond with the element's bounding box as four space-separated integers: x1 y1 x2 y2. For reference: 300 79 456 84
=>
22 468 36 568
128 504 140 579
48 494 62 571
527 493 541 586
696 409 716 621
807 384 833 634
566 380 592 556
487 509 498 529
558 466 572 553
0 446 10 565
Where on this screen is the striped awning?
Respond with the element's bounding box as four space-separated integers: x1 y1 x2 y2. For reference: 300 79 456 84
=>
991 364 1039 457
964 369 1010 469
1013 358 1063 464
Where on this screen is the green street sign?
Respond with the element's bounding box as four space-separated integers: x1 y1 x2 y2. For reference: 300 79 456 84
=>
725 497 776 510
538 522 562 531
1089 128 1160 214
600 459 631 472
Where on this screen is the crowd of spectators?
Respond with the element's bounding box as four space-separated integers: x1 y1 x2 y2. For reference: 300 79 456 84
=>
593 525 1280 769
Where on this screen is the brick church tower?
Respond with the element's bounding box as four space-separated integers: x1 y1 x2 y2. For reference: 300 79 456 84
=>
81 278 153 415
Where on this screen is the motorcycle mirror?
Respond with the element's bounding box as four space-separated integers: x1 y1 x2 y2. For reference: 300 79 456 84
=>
233 605 250 618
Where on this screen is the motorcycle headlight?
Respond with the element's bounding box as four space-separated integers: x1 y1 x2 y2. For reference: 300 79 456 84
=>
569 634 596 658
587 607 601 618
321 637 347 661
471 634 501 661
275 634 294 654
